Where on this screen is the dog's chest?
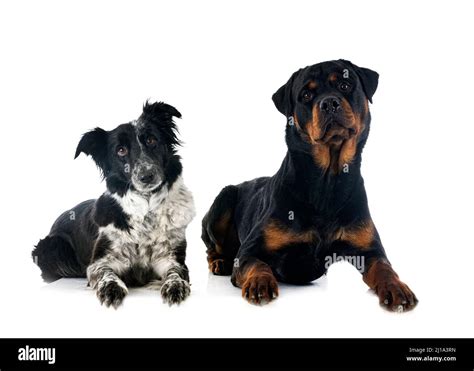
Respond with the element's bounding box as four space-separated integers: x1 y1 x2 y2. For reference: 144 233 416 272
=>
263 213 344 253
98 181 195 262
120 192 169 245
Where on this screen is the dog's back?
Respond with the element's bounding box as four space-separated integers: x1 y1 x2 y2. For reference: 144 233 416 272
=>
32 200 97 282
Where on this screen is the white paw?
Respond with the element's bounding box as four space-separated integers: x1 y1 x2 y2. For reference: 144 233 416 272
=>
160 277 190 305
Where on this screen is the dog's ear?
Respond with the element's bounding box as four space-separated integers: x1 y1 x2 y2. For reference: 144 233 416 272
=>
140 101 182 152
272 69 302 118
142 101 182 122
74 127 109 172
356 66 379 103
160 103 182 120
340 60 379 103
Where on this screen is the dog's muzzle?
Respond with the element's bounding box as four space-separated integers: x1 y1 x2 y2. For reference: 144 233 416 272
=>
319 96 341 115
132 161 163 191
317 96 356 144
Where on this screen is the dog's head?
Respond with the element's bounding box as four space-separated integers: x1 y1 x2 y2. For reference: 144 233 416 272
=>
74 101 182 195
272 60 378 171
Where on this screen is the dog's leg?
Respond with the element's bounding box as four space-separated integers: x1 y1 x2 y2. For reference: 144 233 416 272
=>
202 185 240 276
152 240 191 305
33 235 85 282
336 220 418 312
362 258 418 312
231 255 279 305
87 258 128 309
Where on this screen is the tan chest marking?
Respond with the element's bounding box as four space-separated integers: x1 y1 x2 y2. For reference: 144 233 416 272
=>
338 220 375 249
263 218 375 252
263 221 316 252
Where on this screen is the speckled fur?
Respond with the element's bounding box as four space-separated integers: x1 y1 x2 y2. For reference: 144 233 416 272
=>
33 101 194 307
88 176 195 306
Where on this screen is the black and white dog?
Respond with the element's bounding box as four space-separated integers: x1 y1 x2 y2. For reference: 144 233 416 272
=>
33 102 195 307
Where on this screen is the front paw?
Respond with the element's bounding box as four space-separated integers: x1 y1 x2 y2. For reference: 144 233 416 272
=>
97 280 128 309
209 258 233 276
161 277 191 305
376 279 418 312
242 272 279 305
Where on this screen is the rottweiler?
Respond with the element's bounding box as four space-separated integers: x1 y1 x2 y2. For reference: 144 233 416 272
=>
202 60 418 312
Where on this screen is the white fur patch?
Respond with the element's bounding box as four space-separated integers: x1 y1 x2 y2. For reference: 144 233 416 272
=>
87 175 195 284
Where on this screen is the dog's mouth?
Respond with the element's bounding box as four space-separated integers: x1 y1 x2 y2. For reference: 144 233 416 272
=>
132 179 164 194
317 121 357 145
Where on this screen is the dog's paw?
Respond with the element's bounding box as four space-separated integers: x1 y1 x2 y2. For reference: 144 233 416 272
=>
376 279 418 312
242 272 279 305
209 258 232 276
97 280 128 309
161 277 191 305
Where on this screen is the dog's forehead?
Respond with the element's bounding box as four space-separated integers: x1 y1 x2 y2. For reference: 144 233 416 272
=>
109 123 137 140
135 118 159 137
302 61 351 83
135 116 147 130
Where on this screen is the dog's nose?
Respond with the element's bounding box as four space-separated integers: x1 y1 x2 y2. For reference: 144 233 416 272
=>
320 96 341 114
139 173 155 184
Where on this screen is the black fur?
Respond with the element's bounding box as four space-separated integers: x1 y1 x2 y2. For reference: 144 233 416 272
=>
202 60 418 311
93 195 131 231
33 101 184 284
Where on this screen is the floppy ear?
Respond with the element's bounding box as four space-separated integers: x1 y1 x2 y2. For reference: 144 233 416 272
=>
355 66 379 103
272 69 302 118
140 101 182 152
142 101 182 122
74 127 109 172
340 60 379 103
159 102 182 120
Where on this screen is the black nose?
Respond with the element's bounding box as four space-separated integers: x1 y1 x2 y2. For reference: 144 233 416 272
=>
139 173 155 184
320 96 341 114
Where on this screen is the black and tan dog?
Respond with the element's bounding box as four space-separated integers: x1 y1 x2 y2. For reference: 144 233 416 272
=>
202 59 418 312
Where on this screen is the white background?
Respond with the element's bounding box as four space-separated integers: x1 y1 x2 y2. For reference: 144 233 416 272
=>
0 0 473 338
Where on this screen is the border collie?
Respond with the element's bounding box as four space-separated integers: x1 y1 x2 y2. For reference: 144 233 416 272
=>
33 101 195 307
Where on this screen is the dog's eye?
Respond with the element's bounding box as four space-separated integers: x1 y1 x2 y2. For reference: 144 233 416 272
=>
302 90 313 103
339 82 351 92
146 136 157 146
117 146 128 157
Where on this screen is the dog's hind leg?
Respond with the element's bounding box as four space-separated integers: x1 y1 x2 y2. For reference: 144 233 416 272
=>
32 235 85 282
201 185 240 276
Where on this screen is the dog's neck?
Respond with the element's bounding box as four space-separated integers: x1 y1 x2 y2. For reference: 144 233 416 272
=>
274 136 365 216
